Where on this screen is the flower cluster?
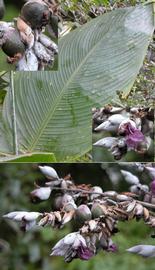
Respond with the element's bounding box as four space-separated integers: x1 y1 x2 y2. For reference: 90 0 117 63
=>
0 0 58 70
3 165 155 262
93 106 154 160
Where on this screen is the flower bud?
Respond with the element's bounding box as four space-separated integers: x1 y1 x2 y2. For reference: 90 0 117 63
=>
127 245 155 257
3 211 28 221
93 137 117 148
54 195 64 210
91 203 107 218
145 167 155 178
134 203 144 219
63 202 77 212
116 194 129 201
3 211 42 231
90 186 103 200
30 187 51 202
61 194 75 205
121 170 139 185
21 0 50 29
74 205 92 225
39 166 59 180
95 114 125 132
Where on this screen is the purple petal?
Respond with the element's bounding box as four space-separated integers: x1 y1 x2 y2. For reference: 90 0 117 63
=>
125 129 145 149
77 245 94 260
107 243 118 253
125 123 135 135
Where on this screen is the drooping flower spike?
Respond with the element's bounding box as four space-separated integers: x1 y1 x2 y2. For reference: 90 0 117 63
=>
3 164 155 262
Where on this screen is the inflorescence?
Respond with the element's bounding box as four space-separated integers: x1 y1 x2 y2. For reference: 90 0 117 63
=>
3 164 155 262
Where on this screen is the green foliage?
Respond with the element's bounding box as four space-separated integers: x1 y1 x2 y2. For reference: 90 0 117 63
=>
0 152 57 162
0 4 154 161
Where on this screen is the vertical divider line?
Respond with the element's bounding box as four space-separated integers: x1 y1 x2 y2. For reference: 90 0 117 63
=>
10 71 18 155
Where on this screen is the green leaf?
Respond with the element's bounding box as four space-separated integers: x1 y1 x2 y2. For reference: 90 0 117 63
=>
0 152 56 162
0 4 154 160
1 71 92 160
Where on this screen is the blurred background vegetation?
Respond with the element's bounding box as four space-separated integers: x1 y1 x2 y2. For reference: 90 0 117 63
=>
0 163 155 270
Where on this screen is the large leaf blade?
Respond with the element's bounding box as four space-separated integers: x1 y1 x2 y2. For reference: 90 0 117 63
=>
2 72 92 160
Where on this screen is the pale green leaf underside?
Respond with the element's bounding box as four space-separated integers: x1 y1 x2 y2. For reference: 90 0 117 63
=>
0 152 56 162
0 4 154 159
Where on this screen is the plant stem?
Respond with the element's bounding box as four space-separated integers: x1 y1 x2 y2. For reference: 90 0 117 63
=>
50 186 155 210
136 200 155 210
10 71 18 155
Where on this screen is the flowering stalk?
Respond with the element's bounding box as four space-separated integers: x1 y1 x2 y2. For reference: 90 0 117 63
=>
3 165 155 262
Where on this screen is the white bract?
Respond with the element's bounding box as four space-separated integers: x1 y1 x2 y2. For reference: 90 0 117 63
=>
121 170 139 185
51 232 86 256
31 186 52 200
93 137 117 148
3 211 42 231
90 186 103 200
127 245 155 257
39 166 59 179
145 167 155 178
95 114 126 132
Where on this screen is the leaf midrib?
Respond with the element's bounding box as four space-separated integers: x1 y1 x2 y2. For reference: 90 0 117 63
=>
28 15 116 151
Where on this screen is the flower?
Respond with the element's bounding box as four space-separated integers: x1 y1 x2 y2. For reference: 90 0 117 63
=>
106 239 118 253
99 238 118 253
127 245 155 257
77 245 94 260
119 120 145 150
121 170 139 185
3 211 42 231
90 186 103 200
93 137 117 148
74 205 92 226
39 166 59 180
30 186 51 201
95 114 126 132
50 232 94 262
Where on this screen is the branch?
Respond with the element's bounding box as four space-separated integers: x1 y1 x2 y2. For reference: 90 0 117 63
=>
50 186 155 211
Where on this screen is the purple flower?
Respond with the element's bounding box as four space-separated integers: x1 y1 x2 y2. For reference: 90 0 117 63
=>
150 179 155 195
119 120 145 150
107 243 118 252
77 245 94 260
51 232 94 262
100 237 118 253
